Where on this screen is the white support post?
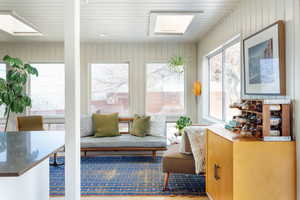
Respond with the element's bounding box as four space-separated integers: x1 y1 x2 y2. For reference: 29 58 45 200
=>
64 0 81 200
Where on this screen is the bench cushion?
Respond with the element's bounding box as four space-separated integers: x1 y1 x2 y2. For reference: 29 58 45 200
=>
81 134 167 148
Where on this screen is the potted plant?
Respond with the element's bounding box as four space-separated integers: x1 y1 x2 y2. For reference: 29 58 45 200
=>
0 55 38 131
168 56 185 73
176 116 192 136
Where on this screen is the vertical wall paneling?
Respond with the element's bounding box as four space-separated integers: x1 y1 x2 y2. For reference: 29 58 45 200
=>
0 42 198 122
197 0 297 120
198 0 299 198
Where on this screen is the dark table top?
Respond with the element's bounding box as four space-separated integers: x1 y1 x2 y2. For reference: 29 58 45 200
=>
0 131 65 177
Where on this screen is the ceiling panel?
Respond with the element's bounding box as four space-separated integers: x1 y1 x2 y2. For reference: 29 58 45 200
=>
0 0 240 42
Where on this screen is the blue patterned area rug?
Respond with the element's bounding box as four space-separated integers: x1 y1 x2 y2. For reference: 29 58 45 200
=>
50 156 205 196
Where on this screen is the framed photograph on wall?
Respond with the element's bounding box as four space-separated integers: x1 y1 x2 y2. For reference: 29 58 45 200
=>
243 20 286 95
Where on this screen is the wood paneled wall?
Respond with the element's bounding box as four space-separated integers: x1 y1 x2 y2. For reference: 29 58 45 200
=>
197 0 300 198
197 0 298 121
0 42 198 121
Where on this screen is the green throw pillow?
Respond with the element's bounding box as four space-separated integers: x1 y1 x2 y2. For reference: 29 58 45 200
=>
93 113 120 137
130 114 151 137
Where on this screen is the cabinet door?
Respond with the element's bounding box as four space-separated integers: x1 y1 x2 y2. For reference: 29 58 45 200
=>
217 135 233 200
206 131 233 200
206 131 221 200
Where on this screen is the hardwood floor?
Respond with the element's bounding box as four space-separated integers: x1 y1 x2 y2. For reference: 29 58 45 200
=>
51 196 208 200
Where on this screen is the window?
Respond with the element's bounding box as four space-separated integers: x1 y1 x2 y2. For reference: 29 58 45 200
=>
146 63 184 115
208 40 241 121
90 63 129 116
30 63 65 116
209 53 223 120
0 63 6 119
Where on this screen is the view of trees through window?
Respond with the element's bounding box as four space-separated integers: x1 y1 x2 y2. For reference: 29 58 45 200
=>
91 63 129 116
209 41 241 121
30 63 65 116
146 63 184 115
209 53 223 120
224 42 241 121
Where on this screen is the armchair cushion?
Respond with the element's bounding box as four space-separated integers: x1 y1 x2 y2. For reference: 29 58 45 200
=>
162 144 195 174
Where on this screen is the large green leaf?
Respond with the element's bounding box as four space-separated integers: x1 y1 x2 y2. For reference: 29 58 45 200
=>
24 64 38 76
3 55 14 66
12 84 22 95
0 78 7 91
12 57 23 67
2 93 10 105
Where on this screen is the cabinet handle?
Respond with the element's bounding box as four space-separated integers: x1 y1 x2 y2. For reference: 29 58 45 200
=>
214 164 220 181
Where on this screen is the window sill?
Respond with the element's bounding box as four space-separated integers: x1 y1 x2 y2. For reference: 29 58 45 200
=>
201 116 226 126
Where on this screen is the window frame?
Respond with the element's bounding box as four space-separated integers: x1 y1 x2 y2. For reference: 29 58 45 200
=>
28 62 65 119
88 62 131 116
206 36 242 122
145 62 186 120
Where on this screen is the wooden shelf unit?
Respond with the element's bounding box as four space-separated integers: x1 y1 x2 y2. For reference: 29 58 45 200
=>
262 103 291 137
233 99 292 138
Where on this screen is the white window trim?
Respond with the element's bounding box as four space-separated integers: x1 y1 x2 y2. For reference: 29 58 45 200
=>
28 62 65 120
144 62 186 121
88 62 131 116
204 35 242 123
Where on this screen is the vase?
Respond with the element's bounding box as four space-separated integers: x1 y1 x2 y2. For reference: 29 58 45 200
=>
178 128 185 136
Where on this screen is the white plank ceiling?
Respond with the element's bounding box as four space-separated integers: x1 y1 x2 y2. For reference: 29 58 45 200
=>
0 0 240 42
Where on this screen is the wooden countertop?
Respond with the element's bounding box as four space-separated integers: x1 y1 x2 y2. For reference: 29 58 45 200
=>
207 125 262 142
0 131 64 177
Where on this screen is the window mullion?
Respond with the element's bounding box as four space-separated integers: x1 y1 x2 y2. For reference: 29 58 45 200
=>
222 48 226 121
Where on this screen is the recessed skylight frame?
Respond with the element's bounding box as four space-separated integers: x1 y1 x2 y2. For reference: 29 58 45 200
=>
149 11 203 36
0 10 42 36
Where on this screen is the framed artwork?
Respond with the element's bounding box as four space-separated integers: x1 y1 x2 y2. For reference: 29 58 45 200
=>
243 20 286 95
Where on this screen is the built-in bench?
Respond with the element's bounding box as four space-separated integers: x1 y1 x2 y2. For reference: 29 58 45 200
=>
80 117 167 158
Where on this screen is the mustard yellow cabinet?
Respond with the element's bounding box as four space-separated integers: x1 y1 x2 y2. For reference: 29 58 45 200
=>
206 127 296 200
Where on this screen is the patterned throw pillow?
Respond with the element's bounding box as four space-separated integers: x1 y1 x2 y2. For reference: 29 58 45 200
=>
130 114 151 137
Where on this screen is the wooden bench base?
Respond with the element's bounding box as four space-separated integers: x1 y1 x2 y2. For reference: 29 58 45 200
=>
81 147 167 159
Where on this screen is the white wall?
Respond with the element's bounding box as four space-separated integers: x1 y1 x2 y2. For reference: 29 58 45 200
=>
198 0 298 121
197 0 300 198
0 42 198 121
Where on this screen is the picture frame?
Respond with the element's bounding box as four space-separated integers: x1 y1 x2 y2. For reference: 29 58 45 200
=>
243 20 286 95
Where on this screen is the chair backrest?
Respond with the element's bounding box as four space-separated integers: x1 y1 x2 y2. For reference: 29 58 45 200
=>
16 116 44 131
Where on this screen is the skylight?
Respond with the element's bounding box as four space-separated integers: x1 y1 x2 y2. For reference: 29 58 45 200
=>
149 11 202 36
0 11 42 36
154 15 195 34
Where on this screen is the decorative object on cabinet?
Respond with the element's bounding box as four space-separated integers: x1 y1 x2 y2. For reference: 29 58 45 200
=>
206 127 296 200
243 20 286 95
227 99 292 140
